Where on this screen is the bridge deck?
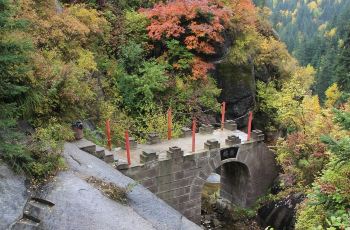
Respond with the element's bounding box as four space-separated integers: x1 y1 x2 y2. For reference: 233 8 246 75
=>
116 129 248 166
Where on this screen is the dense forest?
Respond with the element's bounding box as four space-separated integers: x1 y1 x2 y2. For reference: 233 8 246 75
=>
1 0 349 229
265 0 350 99
260 0 350 229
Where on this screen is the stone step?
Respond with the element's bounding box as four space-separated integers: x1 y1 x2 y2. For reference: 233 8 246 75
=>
12 214 40 230
95 146 105 159
76 139 119 164
75 139 96 154
116 159 129 170
23 198 54 221
29 197 55 207
103 149 114 163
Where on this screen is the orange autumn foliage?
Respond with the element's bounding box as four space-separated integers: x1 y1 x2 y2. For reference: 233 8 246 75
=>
141 0 257 80
191 58 214 80
221 0 256 28
140 0 231 55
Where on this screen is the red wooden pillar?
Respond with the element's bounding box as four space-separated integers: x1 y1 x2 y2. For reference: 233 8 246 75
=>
125 130 131 165
221 102 226 130
192 118 196 153
247 112 253 141
167 108 172 140
106 119 112 151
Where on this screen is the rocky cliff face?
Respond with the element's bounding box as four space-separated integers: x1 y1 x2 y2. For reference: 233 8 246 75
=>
214 61 256 128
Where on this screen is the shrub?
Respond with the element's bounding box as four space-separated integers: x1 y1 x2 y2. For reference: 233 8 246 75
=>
1 117 73 182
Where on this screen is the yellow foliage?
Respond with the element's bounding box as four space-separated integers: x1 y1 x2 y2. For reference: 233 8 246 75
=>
325 83 341 107
77 49 97 72
307 1 318 11
19 0 110 47
255 36 297 80
228 29 260 64
259 65 316 130
98 101 131 144
68 4 110 34
318 23 327 31
324 28 337 38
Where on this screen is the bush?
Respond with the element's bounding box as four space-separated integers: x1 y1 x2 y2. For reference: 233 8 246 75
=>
27 118 74 181
1 118 74 182
296 104 350 229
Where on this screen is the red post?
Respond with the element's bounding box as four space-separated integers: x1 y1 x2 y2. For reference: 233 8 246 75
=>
106 119 112 151
221 102 226 130
167 108 172 140
125 130 131 165
247 112 253 141
192 118 196 153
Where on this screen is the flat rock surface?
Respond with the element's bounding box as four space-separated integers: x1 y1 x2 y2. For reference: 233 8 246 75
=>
0 144 200 230
36 143 200 230
0 162 28 229
39 171 156 230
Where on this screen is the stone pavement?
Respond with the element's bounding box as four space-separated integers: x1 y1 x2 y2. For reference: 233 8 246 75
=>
116 129 248 166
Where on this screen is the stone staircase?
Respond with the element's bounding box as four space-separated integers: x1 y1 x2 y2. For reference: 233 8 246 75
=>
74 139 117 163
11 198 54 230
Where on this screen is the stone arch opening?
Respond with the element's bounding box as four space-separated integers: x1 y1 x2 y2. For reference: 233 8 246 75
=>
199 159 251 222
219 161 250 207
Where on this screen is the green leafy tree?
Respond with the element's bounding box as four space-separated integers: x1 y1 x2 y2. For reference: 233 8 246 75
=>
0 0 33 171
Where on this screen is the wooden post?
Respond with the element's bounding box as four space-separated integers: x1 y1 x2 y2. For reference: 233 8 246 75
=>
125 130 131 165
192 118 196 153
247 112 253 141
167 108 172 140
106 119 112 151
221 102 226 130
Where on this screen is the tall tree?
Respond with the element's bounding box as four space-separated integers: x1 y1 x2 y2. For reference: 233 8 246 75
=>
0 0 32 167
335 32 350 92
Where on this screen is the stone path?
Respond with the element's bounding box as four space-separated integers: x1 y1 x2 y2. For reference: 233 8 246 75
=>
116 129 248 166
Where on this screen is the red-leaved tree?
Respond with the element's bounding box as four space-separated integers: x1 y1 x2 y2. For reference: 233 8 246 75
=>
140 0 232 80
141 0 231 55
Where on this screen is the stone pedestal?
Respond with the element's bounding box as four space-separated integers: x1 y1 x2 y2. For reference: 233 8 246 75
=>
140 150 157 163
251 130 264 142
122 137 138 149
225 135 241 146
204 139 220 150
224 120 237 131
166 146 184 159
180 127 192 137
146 133 161 145
199 125 214 134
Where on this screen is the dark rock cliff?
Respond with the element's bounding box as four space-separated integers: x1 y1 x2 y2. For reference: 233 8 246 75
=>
214 61 256 128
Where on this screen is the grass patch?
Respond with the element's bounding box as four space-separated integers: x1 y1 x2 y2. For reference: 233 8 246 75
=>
86 176 128 205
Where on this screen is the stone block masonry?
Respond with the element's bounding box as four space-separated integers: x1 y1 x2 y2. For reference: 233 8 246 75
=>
118 129 278 224
120 143 222 223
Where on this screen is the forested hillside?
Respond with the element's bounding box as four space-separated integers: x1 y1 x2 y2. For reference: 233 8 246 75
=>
257 1 350 229
265 0 350 98
1 0 295 181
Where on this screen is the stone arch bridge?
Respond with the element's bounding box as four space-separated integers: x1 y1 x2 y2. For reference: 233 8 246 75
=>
113 121 278 224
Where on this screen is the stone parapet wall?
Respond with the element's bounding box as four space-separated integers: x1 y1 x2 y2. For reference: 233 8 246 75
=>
118 130 278 224
121 142 222 223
